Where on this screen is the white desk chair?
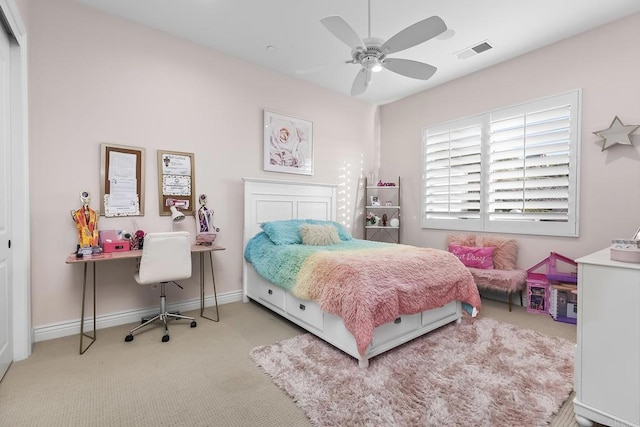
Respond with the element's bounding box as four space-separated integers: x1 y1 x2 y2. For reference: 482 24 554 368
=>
124 231 196 343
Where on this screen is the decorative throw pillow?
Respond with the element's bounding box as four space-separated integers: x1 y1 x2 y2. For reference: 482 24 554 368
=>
260 219 308 245
446 234 477 248
260 219 352 245
306 219 353 241
300 224 341 246
476 235 519 270
448 244 494 269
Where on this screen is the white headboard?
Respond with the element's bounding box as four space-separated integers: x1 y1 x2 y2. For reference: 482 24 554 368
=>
243 178 338 247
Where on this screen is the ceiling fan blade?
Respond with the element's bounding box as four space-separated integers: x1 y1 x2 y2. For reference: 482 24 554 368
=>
295 60 353 75
350 67 372 96
383 58 437 80
320 16 365 50
380 16 447 55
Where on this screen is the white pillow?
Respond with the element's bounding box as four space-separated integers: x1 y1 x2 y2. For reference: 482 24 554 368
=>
300 224 341 246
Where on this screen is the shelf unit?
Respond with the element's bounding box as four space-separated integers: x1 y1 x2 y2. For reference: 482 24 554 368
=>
364 177 400 243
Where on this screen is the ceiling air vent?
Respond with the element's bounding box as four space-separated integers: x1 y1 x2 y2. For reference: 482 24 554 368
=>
455 40 494 60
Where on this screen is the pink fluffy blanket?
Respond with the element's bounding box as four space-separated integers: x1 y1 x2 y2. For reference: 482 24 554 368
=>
292 245 482 356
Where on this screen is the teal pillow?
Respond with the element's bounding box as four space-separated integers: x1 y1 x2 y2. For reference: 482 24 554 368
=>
306 219 353 241
260 219 307 245
260 219 353 245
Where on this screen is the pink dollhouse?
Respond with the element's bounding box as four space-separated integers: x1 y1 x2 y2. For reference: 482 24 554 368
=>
526 252 577 316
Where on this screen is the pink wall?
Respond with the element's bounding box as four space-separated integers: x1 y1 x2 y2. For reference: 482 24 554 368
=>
380 12 640 270
26 0 640 330
28 0 376 328
12 0 28 26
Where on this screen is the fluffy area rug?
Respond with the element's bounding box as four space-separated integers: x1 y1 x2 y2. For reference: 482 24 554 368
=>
250 317 574 426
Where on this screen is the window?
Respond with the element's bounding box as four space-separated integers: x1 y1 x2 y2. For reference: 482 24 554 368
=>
422 90 581 237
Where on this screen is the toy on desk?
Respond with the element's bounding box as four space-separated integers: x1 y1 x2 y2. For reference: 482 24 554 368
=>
71 191 101 256
196 194 220 246
134 230 146 250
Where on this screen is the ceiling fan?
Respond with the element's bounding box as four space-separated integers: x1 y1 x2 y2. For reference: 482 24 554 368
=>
304 0 447 96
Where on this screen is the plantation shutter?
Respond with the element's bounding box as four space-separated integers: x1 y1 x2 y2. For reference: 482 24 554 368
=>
421 90 580 236
423 119 482 222
488 102 572 223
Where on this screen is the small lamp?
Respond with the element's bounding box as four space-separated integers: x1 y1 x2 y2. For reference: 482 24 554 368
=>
170 205 185 222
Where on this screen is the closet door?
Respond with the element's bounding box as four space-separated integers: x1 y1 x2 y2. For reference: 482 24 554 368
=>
0 21 13 380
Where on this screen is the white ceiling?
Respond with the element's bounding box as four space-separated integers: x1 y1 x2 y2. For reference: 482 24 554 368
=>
75 0 640 105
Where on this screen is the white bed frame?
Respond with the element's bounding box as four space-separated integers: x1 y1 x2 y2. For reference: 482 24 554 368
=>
242 177 462 368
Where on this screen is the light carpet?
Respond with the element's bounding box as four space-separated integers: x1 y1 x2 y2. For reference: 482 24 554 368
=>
250 316 574 427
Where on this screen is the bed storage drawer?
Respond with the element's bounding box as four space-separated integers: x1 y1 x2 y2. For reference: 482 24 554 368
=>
371 313 421 348
285 293 324 331
258 284 285 311
421 301 458 326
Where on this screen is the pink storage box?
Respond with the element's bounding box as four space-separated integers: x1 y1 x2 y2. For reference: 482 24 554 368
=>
610 248 640 263
99 230 131 253
102 240 130 253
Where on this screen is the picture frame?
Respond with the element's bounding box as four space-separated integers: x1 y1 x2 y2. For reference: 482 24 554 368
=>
370 195 380 206
263 110 313 175
634 225 640 240
100 143 145 217
157 150 195 216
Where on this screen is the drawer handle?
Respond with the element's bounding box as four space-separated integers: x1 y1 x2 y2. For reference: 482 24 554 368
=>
268 289 273 295
299 304 306 311
394 317 401 324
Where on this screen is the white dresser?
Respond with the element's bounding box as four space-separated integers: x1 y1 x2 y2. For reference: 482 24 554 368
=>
574 248 640 427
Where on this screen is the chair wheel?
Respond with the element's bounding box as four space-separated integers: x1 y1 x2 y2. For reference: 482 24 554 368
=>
124 334 134 342
191 321 197 328
162 335 170 342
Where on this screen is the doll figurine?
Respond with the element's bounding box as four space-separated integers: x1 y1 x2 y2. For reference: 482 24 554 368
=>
196 194 220 245
71 191 100 251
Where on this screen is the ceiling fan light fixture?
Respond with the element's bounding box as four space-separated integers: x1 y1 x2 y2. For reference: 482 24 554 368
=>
320 6 445 96
363 56 383 72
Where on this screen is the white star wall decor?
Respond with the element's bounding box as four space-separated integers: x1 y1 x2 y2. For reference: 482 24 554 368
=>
593 116 640 151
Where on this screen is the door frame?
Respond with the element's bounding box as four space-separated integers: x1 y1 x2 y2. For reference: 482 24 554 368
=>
1 0 30 361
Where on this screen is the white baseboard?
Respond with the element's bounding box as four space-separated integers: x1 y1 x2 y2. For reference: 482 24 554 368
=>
34 290 244 342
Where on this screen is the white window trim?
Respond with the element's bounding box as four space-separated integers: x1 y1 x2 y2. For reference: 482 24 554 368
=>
421 90 581 237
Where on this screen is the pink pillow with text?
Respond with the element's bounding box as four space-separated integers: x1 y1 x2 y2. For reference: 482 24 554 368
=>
448 244 494 269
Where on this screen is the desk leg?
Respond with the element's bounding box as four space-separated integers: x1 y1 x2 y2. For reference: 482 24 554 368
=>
200 251 220 322
79 262 96 354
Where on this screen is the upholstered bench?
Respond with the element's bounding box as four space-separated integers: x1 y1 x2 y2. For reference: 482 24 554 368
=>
447 234 527 312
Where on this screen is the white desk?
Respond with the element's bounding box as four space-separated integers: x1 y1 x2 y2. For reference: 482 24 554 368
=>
65 244 225 354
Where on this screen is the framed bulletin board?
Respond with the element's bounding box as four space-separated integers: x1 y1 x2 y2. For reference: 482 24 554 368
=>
157 150 195 216
100 143 145 217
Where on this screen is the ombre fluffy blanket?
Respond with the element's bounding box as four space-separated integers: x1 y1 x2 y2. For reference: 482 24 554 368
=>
245 232 482 356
